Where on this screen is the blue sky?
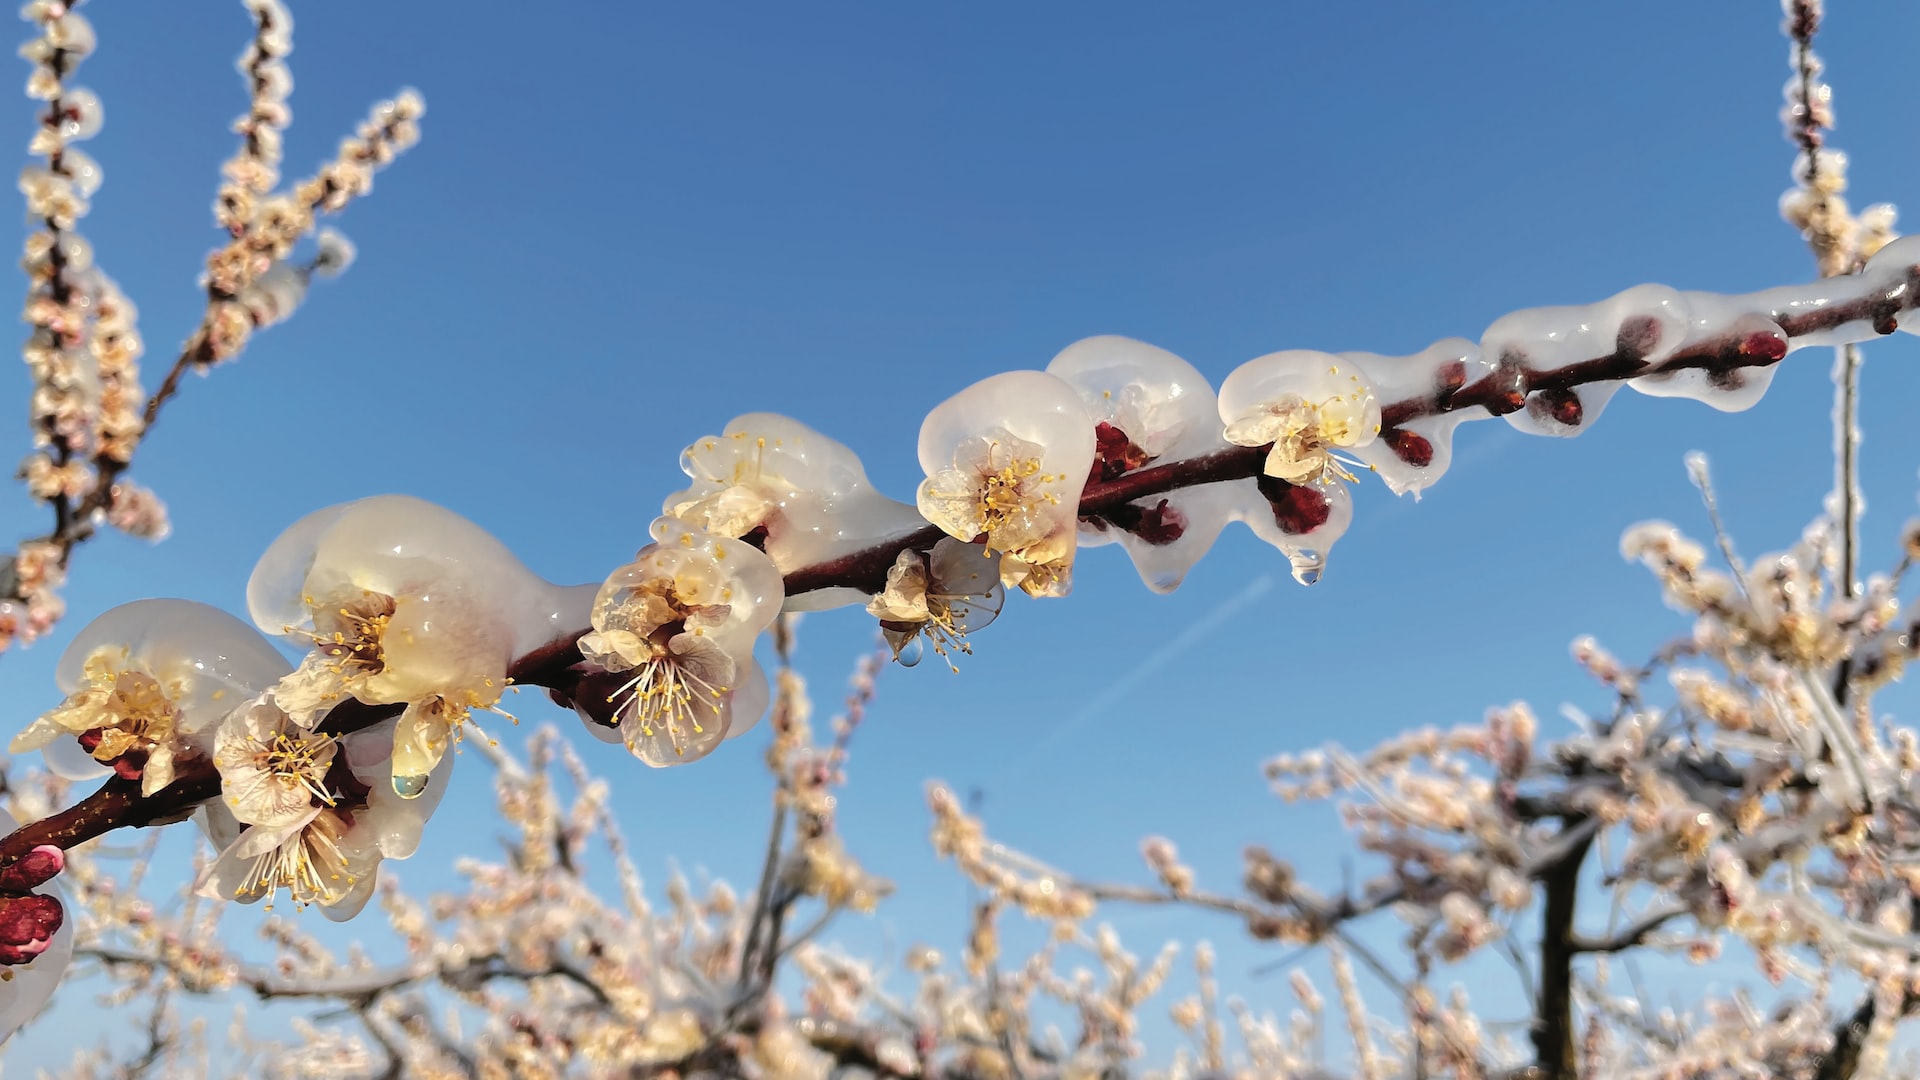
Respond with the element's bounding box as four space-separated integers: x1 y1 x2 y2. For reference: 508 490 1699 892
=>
5 0 1920 1068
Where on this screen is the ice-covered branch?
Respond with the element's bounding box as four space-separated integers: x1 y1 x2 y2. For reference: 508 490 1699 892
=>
5 244 1920 899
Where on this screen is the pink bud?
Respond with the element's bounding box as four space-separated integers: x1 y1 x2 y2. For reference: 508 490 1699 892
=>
0 846 64 891
0 892 63 964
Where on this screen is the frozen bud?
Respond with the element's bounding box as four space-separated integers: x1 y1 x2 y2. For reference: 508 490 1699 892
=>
1048 335 1215 469
234 261 308 329
572 518 782 766
1344 338 1481 498
11 599 291 795
48 85 101 142
248 495 560 795
1487 285 1687 438
310 228 355 279
1630 291 1794 411
666 414 922 610
0 813 73 1040
866 538 1002 670
1901 518 1920 561
918 370 1095 597
1049 335 1265 592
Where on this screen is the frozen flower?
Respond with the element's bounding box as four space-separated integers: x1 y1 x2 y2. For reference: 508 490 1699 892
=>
573 519 782 767
865 538 1003 670
917 371 1095 597
1217 351 1384 579
198 712 449 920
10 600 290 796
248 495 561 797
1048 336 1213 469
1218 350 1380 486
213 698 339 828
663 413 923 610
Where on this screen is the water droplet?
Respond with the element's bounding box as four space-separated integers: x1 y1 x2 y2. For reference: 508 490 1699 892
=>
896 635 925 668
393 773 429 799
1289 550 1324 586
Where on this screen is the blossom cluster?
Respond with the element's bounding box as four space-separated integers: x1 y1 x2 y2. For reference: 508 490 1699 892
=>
0 0 422 657
10 0 152 648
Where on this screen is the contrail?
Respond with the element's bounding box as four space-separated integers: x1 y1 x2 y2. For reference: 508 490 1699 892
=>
988 570 1277 786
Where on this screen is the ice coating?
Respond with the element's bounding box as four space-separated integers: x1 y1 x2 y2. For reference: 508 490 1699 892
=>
246 494 558 707
664 413 925 611
1249 475 1353 586
519 582 600 659
1343 337 1478 497
1216 350 1377 572
1480 283 1689 437
917 370 1096 598
720 658 771 741
0 811 70 1044
338 719 452 866
53 599 291 718
1046 336 1217 461
39 732 109 783
1046 336 1251 593
634 517 787 647
14 599 292 790
1217 350 1381 478
1869 235 1920 333
1628 294 1785 413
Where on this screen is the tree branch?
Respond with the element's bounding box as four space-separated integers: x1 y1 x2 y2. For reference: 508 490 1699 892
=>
1530 821 1595 1080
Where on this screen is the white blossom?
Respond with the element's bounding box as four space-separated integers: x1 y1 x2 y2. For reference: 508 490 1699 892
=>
573 519 782 766
917 370 1095 598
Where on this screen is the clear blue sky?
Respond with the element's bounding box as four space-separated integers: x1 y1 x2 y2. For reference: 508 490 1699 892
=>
6 0 1920 1067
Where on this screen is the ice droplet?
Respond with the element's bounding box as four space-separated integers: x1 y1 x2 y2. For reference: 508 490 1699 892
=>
895 635 925 668
1289 550 1324 586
